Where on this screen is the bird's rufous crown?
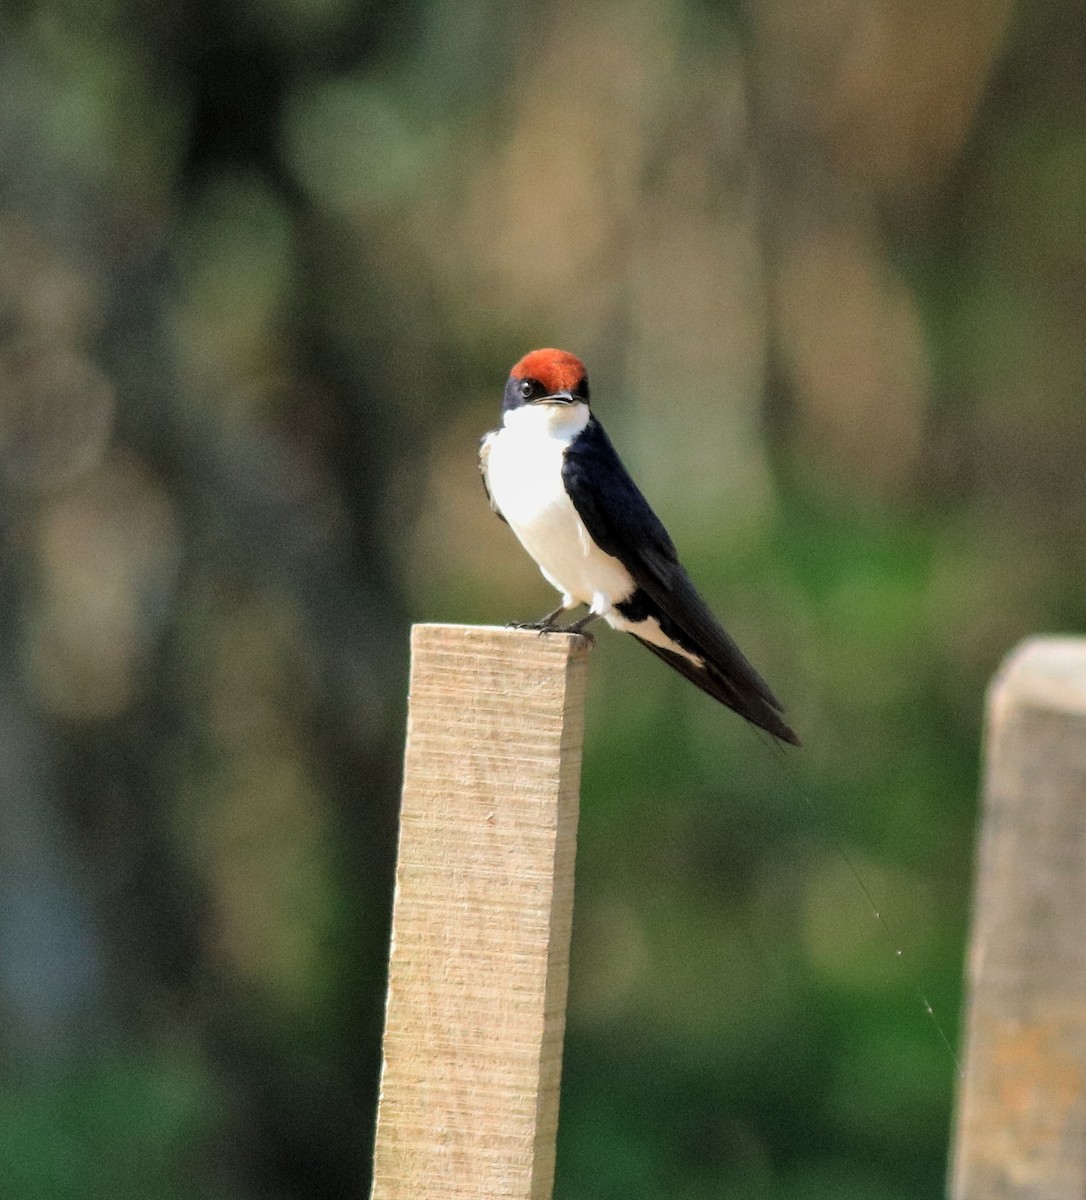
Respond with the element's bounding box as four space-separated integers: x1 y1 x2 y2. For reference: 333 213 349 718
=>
510 348 587 394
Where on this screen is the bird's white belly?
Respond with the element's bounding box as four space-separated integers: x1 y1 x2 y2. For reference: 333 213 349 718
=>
486 423 634 612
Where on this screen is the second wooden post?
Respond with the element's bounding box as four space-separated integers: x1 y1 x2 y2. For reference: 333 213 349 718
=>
951 637 1086 1199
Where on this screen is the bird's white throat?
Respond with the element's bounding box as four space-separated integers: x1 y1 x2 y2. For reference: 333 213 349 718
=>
501 398 591 441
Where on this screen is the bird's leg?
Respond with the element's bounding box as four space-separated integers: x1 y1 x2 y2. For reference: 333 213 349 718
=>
508 601 572 633
561 611 601 644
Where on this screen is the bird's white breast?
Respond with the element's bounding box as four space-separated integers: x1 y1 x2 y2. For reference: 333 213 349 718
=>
484 403 634 613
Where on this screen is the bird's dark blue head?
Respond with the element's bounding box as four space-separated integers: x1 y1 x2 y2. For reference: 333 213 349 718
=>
503 348 590 414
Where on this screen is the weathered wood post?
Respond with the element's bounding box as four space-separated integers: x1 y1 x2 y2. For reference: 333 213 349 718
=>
371 624 590 1200
950 637 1086 1199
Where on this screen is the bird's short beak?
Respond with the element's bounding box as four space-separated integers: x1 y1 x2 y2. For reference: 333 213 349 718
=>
536 390 575 406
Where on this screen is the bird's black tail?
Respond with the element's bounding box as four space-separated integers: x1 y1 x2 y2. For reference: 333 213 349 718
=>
633 636 801 746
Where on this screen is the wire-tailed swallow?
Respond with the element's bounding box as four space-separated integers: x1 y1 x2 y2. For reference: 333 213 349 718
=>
480 348 799 746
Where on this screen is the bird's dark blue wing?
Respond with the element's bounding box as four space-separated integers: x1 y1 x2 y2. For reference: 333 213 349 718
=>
562 416 797 742
559 416 680 577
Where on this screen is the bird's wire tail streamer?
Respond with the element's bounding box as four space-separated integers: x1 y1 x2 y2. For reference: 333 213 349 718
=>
757 730 964 1081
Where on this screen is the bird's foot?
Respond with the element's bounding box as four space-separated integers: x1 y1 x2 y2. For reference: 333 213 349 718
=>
507 602 572 636
561 612 601 643
507 620 595 644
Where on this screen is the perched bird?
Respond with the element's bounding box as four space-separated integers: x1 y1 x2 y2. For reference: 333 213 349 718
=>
480 348 799 746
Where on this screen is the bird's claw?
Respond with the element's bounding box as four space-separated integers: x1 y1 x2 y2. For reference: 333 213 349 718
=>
506 619 592 643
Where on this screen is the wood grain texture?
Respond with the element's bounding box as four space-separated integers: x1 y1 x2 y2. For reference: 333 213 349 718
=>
371 624 590 1200
951 638 1086 1200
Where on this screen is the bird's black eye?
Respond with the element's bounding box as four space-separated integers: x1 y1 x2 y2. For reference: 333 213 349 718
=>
519 380 534 399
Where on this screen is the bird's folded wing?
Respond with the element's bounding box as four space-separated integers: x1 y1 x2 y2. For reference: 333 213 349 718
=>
562 418 785 713
478 431 508 523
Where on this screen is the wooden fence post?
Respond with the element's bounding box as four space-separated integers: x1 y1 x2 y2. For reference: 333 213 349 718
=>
371 624 590 1200
950 637 1086 1199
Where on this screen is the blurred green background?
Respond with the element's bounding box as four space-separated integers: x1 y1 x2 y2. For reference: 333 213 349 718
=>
1 0 1084 1196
